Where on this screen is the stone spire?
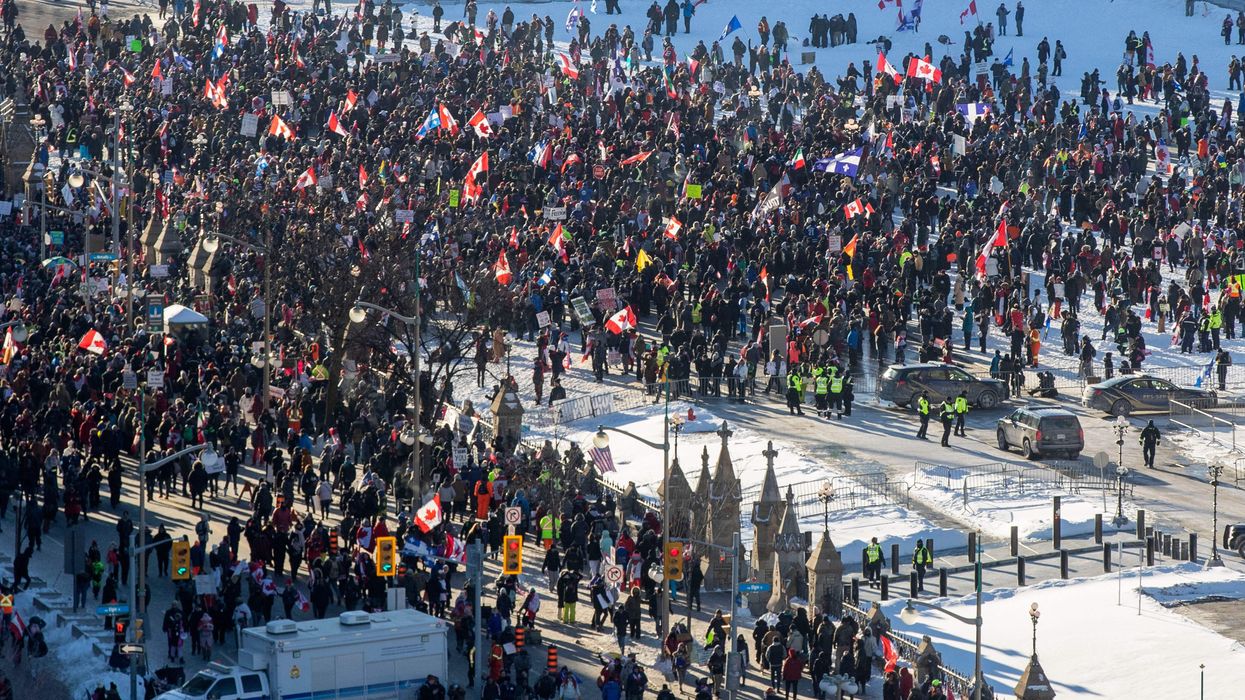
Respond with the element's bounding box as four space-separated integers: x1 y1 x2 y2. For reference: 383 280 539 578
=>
1015 656 1057 699
707 422 742 589
660 457 694 538
749 441 784 575
806 529 845 616
765 554 790 613
692 447 713 544
694 446 713 507
773 486 807 598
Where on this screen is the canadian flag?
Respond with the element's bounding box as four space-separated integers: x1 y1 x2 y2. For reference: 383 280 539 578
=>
605 305 637 334
976 219 1009 279
269 114 296 140
463 151 489 203
663 216 682 239
326 111 349 137
468 109 493 138
494 249 513 285
548 223 566 251
620 150 654 166
555 52 579 79
120 66 137 87
293 166 317 191
443 533 466 563
414 494 444 533
877 52 903 84
343 89 359 113
844 199 875 220
437 103 461 136
78 329 107 355
959 0 977 24
907 56 942 82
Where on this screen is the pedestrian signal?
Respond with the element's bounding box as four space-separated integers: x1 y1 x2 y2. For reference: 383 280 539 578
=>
171 541 191 580
663 541 684 581
375 536 397 577
502 535 524 575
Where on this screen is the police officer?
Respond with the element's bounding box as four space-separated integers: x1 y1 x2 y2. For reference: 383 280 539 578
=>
813 366 829 417
0 587 12 651
1139 420 1161 468
953 390 969 437
912 539 932 592
829 368 845 419
786 367 805 416
939 397 956 447
864 537 884 588
916 391 931 439
1209 306 1223 350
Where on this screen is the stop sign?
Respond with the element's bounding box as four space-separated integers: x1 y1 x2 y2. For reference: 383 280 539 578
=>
593 164 605 179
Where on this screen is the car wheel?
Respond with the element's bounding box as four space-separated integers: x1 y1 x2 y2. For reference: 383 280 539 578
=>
1239 543 1245 560
996 430 1009 452
1021 438 1036 460
977 391 999 409
1110 400 1131 418
1066 452 1081 461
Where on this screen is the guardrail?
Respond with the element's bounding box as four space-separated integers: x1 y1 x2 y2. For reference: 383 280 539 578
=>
841 601 995 699
915 459 1130 506
1169 398 1240 453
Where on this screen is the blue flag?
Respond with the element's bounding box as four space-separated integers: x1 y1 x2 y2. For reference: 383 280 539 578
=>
1002 48 1014 68
719 15 742 42
813 148 862 177
415 107 441 140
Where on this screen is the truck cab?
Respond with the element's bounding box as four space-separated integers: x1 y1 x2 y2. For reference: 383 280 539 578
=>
158 662 269 700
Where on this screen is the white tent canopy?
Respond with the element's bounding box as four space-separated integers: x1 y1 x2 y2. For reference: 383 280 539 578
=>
163 303 208 331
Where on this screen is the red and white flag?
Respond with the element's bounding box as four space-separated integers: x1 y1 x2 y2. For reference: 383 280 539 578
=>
555 52 579 79
269 114 296 140
358 164 369 189
877 52 903 84
548 223 566 251
443 533 466 563
844 199 874 220
78 329 107 355
326 111 349 137
620 150 654 166
494 250 513 285
467 109 493 138
293 166 318 191
959 0 977 24
414 494 444 533
975 218 1009 279
1 327 17 365
663 216 682 239
605 305 637 334
120 66 137 87
463 151 489 202
343 89 359 113
437 103 461 136
907 56 942 82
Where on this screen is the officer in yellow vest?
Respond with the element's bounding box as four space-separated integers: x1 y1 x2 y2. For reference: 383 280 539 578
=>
939 398 956 447
912 539 933 592
787 367 805 416
864 537 885 588
1209 307 1222 349
813 367 829 417
916 391 931 439
829 369 845 419
0 590 12 644
539 512 561 550
953 390 969 437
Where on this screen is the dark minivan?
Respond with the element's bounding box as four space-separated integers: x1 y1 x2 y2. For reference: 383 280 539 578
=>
996 406 1084 459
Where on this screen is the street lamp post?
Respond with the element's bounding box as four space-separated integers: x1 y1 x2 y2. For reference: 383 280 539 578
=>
595 380 674 639
351 300 423 502
898 530 984 700
1113 464 1128 526
1028 602 1041 657
1113 415 1128 472
202 230 273 437
1208 463 1225 567
818 482 835 533
1 320 28 555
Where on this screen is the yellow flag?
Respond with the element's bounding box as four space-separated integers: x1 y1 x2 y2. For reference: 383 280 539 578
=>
635 248 653 271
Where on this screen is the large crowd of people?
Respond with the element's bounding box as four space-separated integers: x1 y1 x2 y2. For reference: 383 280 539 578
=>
0 0 1241 697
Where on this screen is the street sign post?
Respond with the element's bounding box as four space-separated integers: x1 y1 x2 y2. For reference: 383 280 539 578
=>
737 582 772 593
603 564 624 586
504 507 521 526
97 603 130 616
120 643 144 655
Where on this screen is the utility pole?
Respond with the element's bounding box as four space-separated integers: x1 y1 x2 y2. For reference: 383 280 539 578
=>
726 531 741 700
411 247 422 501
469 542 485 690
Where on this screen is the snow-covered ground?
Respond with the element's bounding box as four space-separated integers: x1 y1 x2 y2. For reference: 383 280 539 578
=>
880 563 1245 698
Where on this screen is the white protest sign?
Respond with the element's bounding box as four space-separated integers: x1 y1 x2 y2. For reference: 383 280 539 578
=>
147 370 165 388
240 113 259 137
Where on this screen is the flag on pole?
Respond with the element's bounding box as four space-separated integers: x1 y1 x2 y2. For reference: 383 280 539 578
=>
414 494 444 533
293 166 318 191
843 234 860 280
975 219 1009 279
719 14 742 41
663 216 682 239
620 150 654 166
843 199 874 220
813 148 862 177
468 109 493 138
343 89 359 113
2 327 19 365
556 52 580 79
326 111 349 137
437 103 461 136
635 248 654 271
877 52 903 84
906 55 942 82
587 445 616 472
269 115 296 140
604 306 637 334
956 102 991 122
213 24 229 59
1002 48 1014 67
78 329 107 355
463 151 489 202
494 250 513 285
960 0 978 24
791 148 806 170
414 106 441 140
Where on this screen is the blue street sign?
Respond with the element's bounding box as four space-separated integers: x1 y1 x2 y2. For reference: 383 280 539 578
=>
738 582 772 593
89 251 119 262
97 603 129 616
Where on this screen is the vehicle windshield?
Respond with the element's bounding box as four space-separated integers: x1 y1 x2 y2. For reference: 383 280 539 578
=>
1041 416 1080 431
181 672 218 695
947 368 974 381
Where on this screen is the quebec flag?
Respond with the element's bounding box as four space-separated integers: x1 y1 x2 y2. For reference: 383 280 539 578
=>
813 148 862 177
414 106 441 140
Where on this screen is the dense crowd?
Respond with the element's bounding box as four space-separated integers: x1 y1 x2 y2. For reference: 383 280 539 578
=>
0 0 1241 697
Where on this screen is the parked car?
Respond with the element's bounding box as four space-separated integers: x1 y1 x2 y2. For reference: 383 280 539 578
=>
1080 374 1217 416
996 406 1084 459
1225 524 1245 559
878 363 1007 409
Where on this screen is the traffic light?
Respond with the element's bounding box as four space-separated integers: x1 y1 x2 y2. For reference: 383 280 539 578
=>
502 535 523 575
375 536 397 577
133 619 143 642
114 620 127 645
171 541 191 580
663 541 684 582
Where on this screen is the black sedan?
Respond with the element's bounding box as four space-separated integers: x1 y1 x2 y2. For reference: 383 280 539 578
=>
1081 374 1216 417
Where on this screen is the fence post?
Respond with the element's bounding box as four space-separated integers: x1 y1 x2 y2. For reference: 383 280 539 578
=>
1180 540 1189 561
1059 550 1069 579
938 568 948 597
1016 556 1026 586
1162 533 1171 558
1094 514 1102 544
891 543 900 575
1146 537 1155 566
1136 509 1146 540
962 480 968 508
851 578 860 604
1190 533 1198 563
861 548 868 577
1010 525 1018 556
880 575 889 602
968 532 977 563
1053 495 1062 550
909 571 919 598
1103 542 1112 572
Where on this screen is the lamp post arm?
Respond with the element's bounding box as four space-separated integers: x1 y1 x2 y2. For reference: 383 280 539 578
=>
353 300 417 326
141 443 212 474
599 425 665 451
907 598 980 627
207 231 269 253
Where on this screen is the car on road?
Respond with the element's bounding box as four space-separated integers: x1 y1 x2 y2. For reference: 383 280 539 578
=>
1080 374 1216 417
996 406 1084 459
1225 524 1245 559
879 363 1007 409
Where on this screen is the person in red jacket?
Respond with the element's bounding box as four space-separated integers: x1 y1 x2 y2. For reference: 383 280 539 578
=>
474 479 492 520
781 648 804 699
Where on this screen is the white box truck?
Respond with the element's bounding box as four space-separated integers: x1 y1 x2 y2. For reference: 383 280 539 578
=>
156 609 449 700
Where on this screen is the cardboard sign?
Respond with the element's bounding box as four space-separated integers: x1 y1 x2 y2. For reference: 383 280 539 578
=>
147 370 165 388
271 90 293 106
128 37 142 53
536 310 551 328
685 183 703 199
448 189 460 208
394 209 415 223
595 287 617 310
149 264 169 278
240 113 259 137
194 575 214 595
122 371 137 391
0 201 11 217
161 77 173 96
48 230 65 245
827 235 842 254
544 206 567 221
452 447 470 468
